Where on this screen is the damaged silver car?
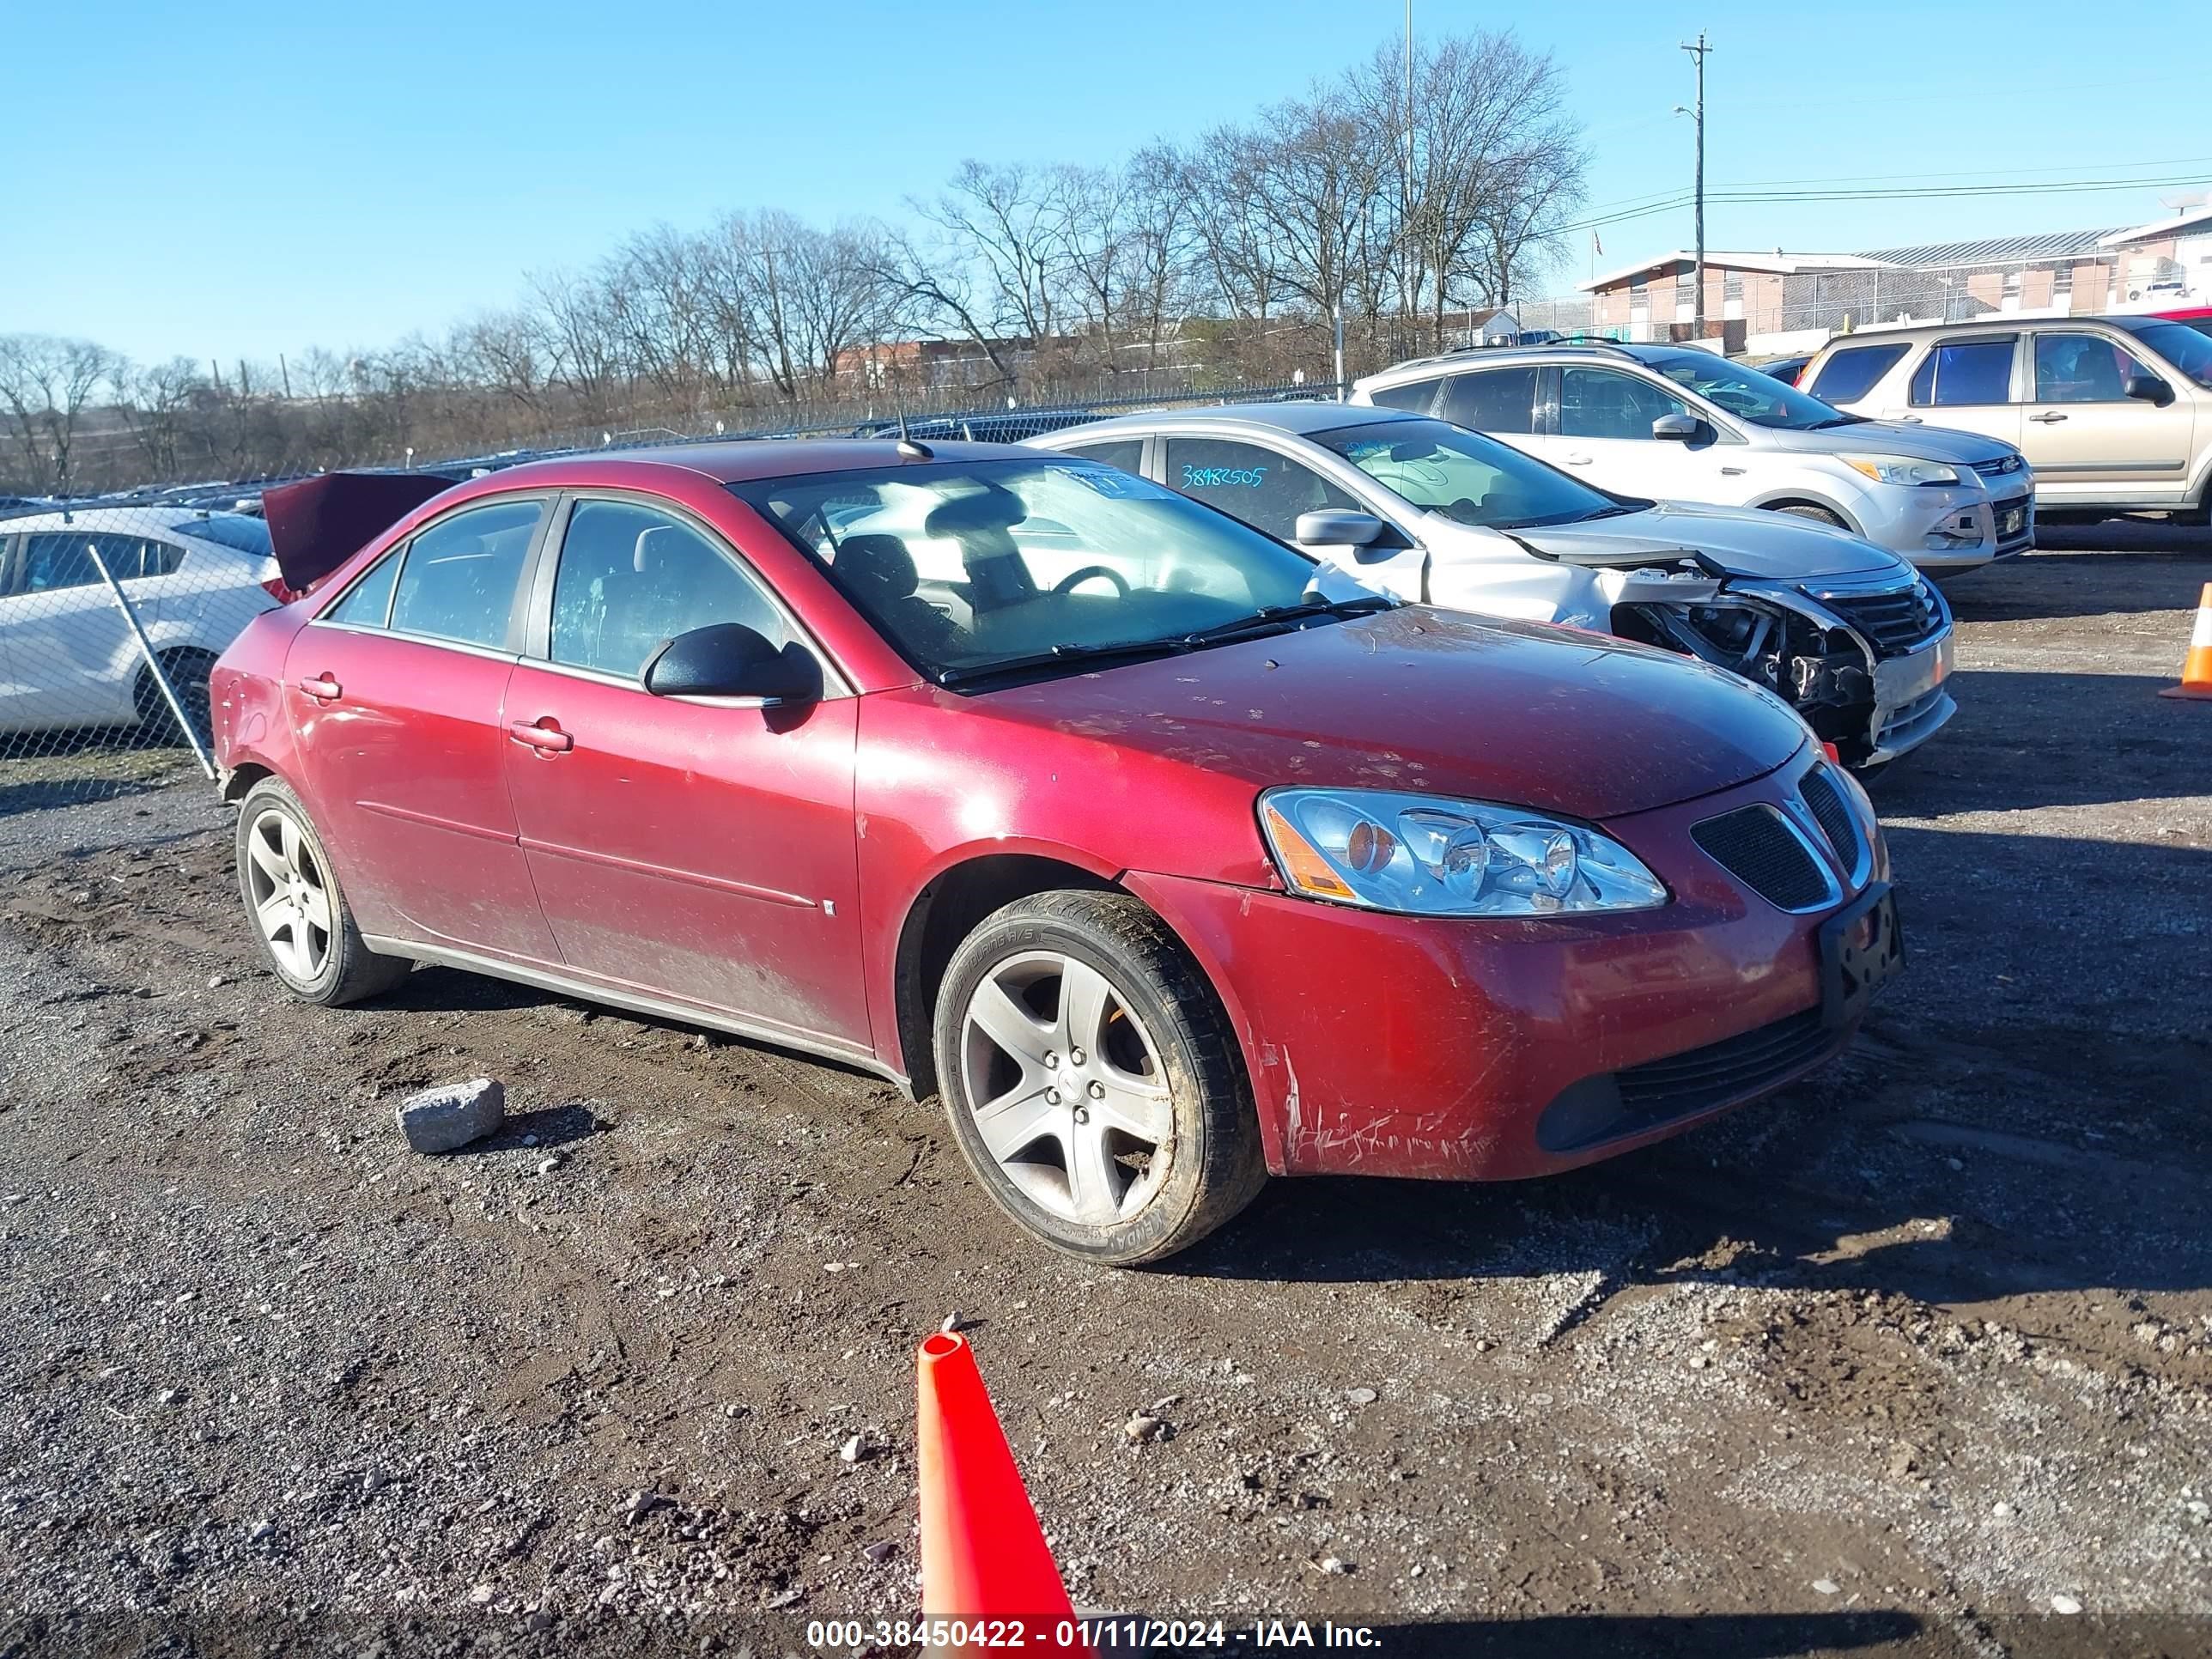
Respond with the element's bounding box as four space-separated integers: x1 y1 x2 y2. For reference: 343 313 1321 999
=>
1034 404 1954 770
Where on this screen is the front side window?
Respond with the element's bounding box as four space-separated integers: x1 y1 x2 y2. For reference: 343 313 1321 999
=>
2033 333 2154 403
20 533 99 592
549 500 786 679
1439 368 1537 434
1559 368 1692 441
732 459 1341 684
1162 437 1360 542
1808 343 1910 405
2125 320 2212 386
1311 417 1622 530
1366 377 1441 414
387 499 545 649
1910 337 2017 407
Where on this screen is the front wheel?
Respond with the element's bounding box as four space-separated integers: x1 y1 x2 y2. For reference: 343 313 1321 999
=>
1769 503 1849 530
932 890 1266 1265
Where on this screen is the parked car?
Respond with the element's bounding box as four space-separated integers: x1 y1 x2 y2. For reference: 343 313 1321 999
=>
0 507 289 740
1034 405 1954 770
2149 304 2212 340
1797 316 2212 525
1755 354 1813 387
214 443 1900 1264
1352 343 2035 573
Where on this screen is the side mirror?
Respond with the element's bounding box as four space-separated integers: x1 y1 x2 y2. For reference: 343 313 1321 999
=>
2124 373 2173 406
1651 412 1701 441
1294 508 1387 547
641 623 822 705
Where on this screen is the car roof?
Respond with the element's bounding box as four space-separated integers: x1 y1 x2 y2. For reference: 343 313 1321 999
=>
1812 314 2159 349
1357 340 1714 386
0 504 230 537
1044 402 1403 441
485 437 1033 489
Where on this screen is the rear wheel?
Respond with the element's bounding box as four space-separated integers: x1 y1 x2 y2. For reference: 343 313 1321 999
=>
932 890 1266 1266
132 648 216 747
234 777 412 1005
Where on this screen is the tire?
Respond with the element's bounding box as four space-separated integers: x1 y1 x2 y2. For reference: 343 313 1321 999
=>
234 777 412 1006
132 648 216 748
1769 503 1850 530
931 890 1266 1266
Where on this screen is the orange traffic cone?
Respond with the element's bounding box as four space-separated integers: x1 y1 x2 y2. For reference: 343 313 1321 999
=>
2161 583 2212 701
916 1332 1091 1653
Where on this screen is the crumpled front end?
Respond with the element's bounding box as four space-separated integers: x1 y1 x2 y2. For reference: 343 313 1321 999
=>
1607 569 1955 769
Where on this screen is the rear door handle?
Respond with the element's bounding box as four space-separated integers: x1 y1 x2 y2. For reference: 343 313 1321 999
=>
2029 411 2068 423
297 675 341 700
507 718 574 754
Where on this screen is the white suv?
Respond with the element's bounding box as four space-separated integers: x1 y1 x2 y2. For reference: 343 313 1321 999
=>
1353 343 2035 574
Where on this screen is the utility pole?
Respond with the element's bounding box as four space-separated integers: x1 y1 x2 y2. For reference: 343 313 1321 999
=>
1680 31 1712 339
1403 0 1415 350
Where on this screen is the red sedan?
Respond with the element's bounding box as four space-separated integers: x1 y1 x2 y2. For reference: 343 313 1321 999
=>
212 441 1900 1263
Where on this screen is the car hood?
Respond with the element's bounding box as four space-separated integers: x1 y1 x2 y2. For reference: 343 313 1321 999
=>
1758 419 2020 469
1467 500 1905 581
968 605 1804 822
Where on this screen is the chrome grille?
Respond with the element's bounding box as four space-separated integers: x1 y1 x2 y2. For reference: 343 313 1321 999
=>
1820 586 1943 657
1691 805 1834 911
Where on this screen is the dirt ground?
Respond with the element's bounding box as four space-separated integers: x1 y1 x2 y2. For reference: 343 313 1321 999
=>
2 529 2209 1659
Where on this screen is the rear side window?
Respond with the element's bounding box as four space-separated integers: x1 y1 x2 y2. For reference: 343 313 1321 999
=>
1808 343 1909 404
1439 368 1537 434
1055 439 1145 473
548 500 786 679
388 499 545 648
179 513 273 556
327 551 401 627
2032 333 2154 403
18 532 180 589
1367 377 1441 414
1910 337 2016 407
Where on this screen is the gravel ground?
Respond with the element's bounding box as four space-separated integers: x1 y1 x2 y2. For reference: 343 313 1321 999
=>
2 532 2209 1659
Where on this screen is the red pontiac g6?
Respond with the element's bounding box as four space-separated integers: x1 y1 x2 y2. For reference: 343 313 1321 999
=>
212 441 1901 1263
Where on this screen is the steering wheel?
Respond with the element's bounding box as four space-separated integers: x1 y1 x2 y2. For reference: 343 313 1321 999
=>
1052 564 1129 597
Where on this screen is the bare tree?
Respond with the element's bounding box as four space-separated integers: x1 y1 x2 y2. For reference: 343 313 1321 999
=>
0 335 118 492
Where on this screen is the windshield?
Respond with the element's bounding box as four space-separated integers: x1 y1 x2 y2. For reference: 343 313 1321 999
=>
1644 350 1856 430
1310 417 1624 529
2126 321 2212 388
732 459 1354 684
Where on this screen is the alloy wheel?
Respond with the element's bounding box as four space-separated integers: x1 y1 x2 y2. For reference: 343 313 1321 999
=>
244 808 333 981
958 951 1175 1225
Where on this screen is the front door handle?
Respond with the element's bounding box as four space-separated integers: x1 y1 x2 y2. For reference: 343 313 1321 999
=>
507 718 574 755
297 674 342 700
2029 411 2069 423
1563 453 1594 465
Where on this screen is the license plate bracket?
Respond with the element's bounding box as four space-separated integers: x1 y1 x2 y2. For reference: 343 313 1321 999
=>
1820 881 1904 1030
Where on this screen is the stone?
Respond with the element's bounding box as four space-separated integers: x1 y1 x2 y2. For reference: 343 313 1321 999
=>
2051 1595 2082 1616
839 1434 866 1463
1346 1388 1378 1406
1813 1579 1839 1595
396 1079 505 1154
863 1541 896 1564
1123 1413 1164 1444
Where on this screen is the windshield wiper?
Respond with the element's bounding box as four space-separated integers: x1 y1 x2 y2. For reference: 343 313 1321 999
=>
934 637 1192 688
1808 414 1866 429
1571 503 1646 521
1180 594 1395 647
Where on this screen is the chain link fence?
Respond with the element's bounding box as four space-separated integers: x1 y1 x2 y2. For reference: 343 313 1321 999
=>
0 499 279 813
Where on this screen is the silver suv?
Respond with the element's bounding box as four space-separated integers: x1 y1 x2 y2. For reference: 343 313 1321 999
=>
1797 315 2212 525
1352 343 2034 574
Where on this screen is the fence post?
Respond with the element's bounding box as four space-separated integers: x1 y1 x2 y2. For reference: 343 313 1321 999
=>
83 540 216 781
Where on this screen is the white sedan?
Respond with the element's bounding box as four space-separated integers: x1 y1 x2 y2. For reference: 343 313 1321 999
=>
1034 403 1957 770
0 506 288 739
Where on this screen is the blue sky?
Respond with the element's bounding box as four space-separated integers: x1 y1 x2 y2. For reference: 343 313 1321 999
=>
9 0 2209 365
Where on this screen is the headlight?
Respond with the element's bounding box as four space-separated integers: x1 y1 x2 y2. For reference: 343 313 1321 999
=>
1258 787 1669 917
1839 453 1961 488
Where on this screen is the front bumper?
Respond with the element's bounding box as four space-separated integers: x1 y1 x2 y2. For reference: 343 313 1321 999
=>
1856 483 2035 572
1127 750 1890 1182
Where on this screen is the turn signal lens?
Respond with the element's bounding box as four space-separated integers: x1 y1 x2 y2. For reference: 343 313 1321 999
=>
1259 799 1356 899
